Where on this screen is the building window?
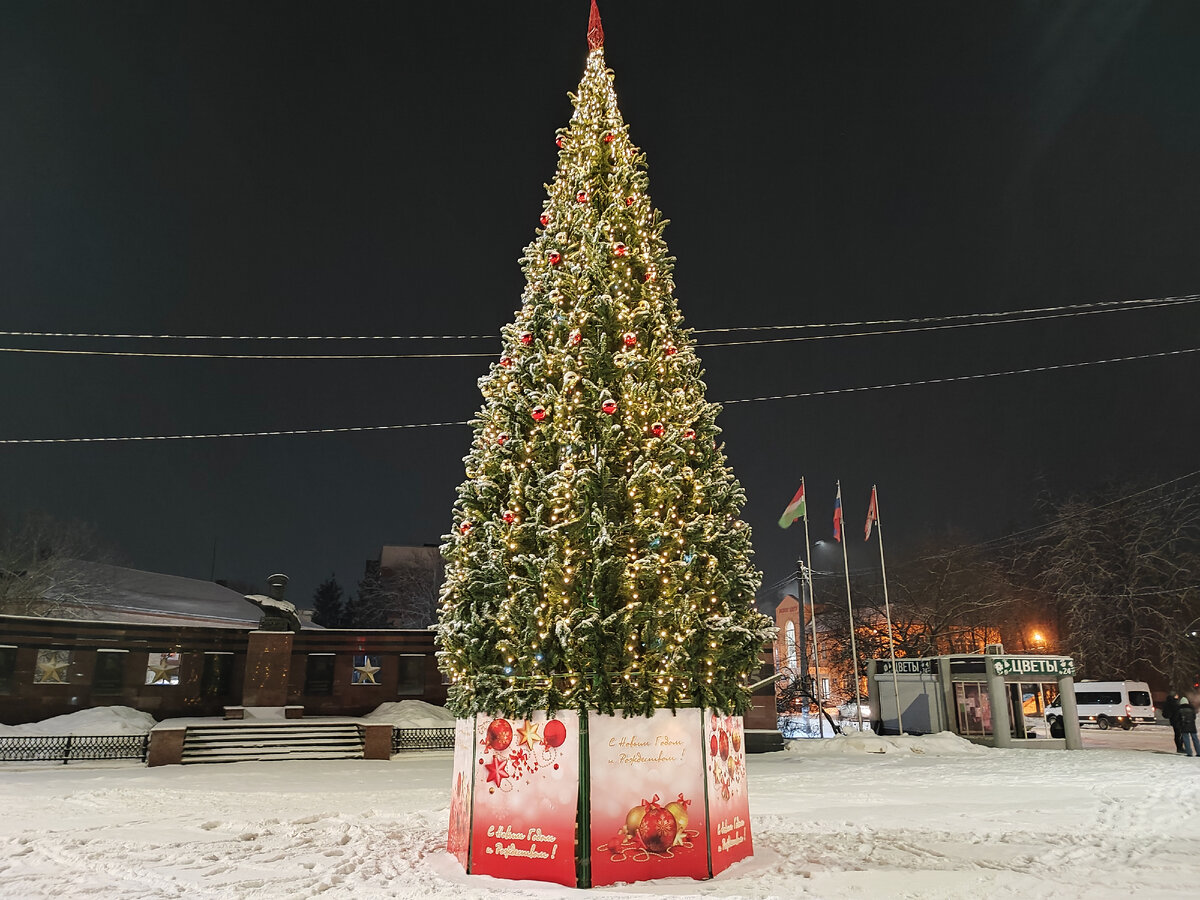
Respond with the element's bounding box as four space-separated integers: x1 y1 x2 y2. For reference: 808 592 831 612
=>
34 649 72 684
954 682 993 736
94 650 127 694
0 646 16 694
352 654 382 685
304 654 335 695
785 621 798 671
145 651 181 685
201 653 233 697
397 655 424 696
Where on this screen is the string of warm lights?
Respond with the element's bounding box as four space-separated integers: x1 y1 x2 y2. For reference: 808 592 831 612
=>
719 346 1200 406
698 298 1198 348
1 292 1193 347
1 346 1194 444
900 469 1200 563
696 292 1200 334
0 346 497 360
3 299 1194 360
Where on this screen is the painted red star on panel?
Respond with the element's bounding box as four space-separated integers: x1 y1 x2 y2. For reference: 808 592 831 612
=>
484 755 509 787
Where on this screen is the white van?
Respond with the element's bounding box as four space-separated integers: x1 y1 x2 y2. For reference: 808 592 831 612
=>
1044 680 1155 731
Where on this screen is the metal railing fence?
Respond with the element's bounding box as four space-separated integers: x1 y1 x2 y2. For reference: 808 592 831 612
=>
0 733 150 764
391 726 455 754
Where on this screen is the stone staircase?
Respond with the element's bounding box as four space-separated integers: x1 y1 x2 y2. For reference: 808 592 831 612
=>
180 722 365 764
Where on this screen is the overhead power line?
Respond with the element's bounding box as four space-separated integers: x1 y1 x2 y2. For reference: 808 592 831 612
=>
2 345 1195 445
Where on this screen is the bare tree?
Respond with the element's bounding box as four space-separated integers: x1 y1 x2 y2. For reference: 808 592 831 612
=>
0 513 119 618
888 543 1012 656
1013 480 1200 687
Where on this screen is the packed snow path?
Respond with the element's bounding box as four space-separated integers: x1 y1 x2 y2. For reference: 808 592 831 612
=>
0 727 1195 899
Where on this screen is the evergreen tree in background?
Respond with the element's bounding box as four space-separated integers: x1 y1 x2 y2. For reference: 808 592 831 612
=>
437 5 773 720
345 567 393 628
310 574 346 628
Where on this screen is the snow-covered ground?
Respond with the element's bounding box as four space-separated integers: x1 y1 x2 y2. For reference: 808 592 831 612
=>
0 713 1196 899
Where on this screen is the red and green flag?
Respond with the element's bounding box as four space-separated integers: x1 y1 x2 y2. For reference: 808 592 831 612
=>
865 485 879 541
778 482 807 529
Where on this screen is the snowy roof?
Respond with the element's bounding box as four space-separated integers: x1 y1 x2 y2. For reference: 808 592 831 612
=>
40 559 263 627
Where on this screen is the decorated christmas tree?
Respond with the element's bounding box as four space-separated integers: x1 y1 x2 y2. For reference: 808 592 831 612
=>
436 2 773 723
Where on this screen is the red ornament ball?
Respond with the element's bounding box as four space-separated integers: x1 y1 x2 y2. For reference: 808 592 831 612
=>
623 332 637 347
519 331 533 346
602 399 618 415
719 730 731 760
531 406 547 422
625 196 635 207
501 510 515 524
642 270 654 282
603 132 614 143
556 135 564 148
709 733 719 756
612 241 628 257
568 329 582 346
547 250 562 265
499 356 513 368
576 190 588 203
539 212 550 226
684 428 697 440
486 718 513 752
459 521 472 535
636 801 678 854
665 344 678 356
651 422 664 437
497 432 509 446
543 718 567 748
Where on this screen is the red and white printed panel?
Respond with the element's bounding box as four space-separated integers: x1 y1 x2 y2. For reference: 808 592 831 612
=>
704 711 753 874
588 707 710 886
446 717 476 869
468 711 579 887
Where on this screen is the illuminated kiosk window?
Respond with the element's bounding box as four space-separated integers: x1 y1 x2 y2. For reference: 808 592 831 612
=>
352 654 382 685
145 651 181 685
397 654 424 696
954 682 993 736
34 649 72 685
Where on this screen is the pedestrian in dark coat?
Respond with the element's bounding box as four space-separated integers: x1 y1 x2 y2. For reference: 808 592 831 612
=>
1173 696 1199 757
1163 692 1183 753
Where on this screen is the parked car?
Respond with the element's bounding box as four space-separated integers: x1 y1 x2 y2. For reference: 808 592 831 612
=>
1044 680 1155 731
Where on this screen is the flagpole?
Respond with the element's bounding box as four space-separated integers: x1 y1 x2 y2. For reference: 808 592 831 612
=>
800 477 822 732
872 485 903 734
837 480 865 732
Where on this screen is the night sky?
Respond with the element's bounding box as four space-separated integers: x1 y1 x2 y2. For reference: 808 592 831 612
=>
2 1 1199 609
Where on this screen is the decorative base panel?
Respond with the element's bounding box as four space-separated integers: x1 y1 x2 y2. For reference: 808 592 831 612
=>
447 708 752 887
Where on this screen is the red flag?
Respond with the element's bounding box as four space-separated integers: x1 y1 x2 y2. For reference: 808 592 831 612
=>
833 485 843 542
865 485 879 541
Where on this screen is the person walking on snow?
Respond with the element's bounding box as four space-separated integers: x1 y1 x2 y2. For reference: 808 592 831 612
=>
1163 691 1184 753
1173 696 1199 757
